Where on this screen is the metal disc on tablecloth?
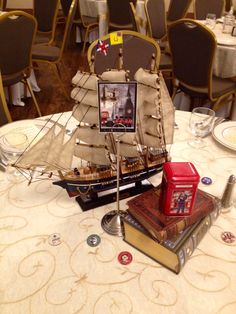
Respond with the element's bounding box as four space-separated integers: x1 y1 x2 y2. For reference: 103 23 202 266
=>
48 233 62 246
86 234 101 247
118 251 133 265
221 231 235 243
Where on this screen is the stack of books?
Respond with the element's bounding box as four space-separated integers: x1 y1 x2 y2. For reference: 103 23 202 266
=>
123 186 220 274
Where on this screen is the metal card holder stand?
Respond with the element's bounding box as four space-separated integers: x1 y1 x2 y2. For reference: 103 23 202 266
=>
101 50 137 236
101 125 125 237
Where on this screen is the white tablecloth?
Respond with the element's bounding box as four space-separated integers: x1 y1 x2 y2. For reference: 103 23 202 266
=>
0 110 235 313
197 20 236 78
212 22 236 78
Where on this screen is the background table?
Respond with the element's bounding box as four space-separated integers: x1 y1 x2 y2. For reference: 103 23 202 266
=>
211 21 236 78
81 0 146 38
0 110 235 313
175 21 236 120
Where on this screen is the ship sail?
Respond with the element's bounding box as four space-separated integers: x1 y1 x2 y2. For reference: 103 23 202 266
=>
159 73 175 144
76 125 106 146
72 71 99 90
16 124 57 168
53 128 79 170
134 68 174 147
45 126 66 166
74 143 111 166
72 104 98 125
71 89 97 107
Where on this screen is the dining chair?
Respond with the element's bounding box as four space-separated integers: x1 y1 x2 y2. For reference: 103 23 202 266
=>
32 0 77 99
129 2 141 33
194 0 225 19
61 0 73 17
167 0 192 24
87 30 160 79
145 0 167 42
168 19 236 118
74 0 99 54
225 0 232 12
0 71 12 126
144 0 172 89
0 0 7 11
107 0 138 32
144 0 171 60
33 0 60 44
0 11 42 117
57 0 74 25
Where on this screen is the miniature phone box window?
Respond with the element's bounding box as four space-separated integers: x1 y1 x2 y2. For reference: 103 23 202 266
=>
98 81 137 133
161 162 200 216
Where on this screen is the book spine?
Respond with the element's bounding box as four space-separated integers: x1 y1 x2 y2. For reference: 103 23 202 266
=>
176 201 221 272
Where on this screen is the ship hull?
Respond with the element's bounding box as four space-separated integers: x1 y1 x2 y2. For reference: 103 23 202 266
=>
53 165 163 198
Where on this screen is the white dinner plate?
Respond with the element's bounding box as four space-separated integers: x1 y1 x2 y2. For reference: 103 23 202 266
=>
212 121 236 151
0 119 53 154
216 17 224 23
217 37 236 46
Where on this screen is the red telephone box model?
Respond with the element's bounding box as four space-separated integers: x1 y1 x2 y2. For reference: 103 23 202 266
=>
161 162 200 216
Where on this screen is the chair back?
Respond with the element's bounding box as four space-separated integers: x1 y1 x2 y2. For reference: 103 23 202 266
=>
87 30 160 79
0 0 7 11
107 0 137 31
129 2 140 32
194 0 225 19
0 11 37 85
168 19 216 89
225 0 232 12
59 0 77 53
34 0 60 34
167 0 192 22
0 71 12 126
145 0 167 40
60 0 73 17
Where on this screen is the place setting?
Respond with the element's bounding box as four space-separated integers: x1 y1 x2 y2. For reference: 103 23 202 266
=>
0 119 54 180
187 106 236 151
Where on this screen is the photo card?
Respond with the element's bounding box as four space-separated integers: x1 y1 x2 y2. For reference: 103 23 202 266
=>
98 81 137 133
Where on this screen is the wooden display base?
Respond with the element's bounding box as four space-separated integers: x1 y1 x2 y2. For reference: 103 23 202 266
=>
76 180 153 211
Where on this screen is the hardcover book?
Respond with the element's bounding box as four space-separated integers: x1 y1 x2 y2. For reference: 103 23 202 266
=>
123 198 220 273
127 186 217 242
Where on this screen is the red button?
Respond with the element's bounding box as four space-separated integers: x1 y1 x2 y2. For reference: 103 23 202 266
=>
118 251 133 265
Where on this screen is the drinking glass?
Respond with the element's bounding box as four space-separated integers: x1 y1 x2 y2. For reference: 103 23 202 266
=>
0 132 28 182
222 14 235 33
188 107 215 148
205 13 216 29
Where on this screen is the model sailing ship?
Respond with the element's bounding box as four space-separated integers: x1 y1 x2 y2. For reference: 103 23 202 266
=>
14 57 175 209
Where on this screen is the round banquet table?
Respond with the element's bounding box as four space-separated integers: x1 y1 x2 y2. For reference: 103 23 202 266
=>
209 21 236 78
0 109 235 313
175 20 236 120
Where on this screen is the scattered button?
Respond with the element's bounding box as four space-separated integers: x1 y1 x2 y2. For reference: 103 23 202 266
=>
48 233 62 246
221 231 235 243
118 251 133 265
87 234 101 247
201 177 212 185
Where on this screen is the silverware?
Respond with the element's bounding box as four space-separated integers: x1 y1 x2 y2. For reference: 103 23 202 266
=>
214 117 226 127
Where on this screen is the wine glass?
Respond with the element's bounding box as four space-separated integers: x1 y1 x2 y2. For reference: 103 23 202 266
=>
205 13 216 29
188 107 215 148
0 131 28 182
